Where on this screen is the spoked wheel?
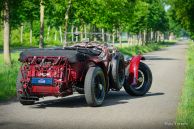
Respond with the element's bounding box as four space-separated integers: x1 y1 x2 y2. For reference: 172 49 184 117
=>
124 62 152 96
134 70 145 90
84 67 106 106
94 75 104 101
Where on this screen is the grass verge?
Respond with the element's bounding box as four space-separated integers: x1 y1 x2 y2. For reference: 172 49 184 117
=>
0 53 20 100
0 41 176 100
176 42 194 129
118 41 176 56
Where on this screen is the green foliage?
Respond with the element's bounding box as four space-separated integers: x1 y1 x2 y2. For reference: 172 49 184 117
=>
169 0 194 39
176 42 194 129
45 0 67 27
0 21 65 49
0 52 20 100
127 1 149 33
118 41 175 56
127 0 168 34
0 0 172 49
91 0 136 30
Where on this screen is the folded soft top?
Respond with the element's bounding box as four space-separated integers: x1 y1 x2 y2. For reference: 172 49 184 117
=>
19 47 102 63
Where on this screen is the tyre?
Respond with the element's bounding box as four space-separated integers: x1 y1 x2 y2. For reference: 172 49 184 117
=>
111 53 125 90
124 62 152 96
84 67 106 106
16 71 35 105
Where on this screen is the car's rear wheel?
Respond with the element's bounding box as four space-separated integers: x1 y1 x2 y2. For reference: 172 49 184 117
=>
84 67 106 106
124 62 152 96
16 71 35 105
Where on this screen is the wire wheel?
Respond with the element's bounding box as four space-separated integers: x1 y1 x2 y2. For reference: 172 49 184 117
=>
124 62 152 96
84 67 106 106
94 74 105 101
133 70 145 90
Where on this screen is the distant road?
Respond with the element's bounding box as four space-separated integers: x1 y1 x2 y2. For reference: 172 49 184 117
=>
0 41 187 129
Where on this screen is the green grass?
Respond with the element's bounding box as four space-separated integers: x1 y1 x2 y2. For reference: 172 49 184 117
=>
118 41 176 56
0 53 20 100
176 42 194 129
0 41 176 101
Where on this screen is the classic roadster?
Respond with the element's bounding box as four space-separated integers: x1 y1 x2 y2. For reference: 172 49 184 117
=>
16 41 152 106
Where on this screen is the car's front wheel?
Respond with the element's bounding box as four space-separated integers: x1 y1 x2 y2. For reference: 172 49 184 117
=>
124 62 152 96
84 67 106 106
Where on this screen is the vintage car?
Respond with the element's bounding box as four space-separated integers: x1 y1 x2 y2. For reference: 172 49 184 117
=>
16 41 152 106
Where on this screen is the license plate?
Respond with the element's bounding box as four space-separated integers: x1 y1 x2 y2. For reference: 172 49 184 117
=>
31 78 53 85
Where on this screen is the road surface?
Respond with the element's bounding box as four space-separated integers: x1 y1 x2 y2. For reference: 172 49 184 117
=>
0 41 187 129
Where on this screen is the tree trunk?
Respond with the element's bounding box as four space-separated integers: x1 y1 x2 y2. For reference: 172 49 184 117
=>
59 26 63 43
84 24 87 39
162 33 165 42
145 30 149 44
153 31 156 42
116 30 119 42
102 28 105 42
119 31 122 47
39 0 44 48
139 32 142 45
150 28 153 42
143 30 146 44
75 26 78 42
3 0 11 65
112 32 115 46
157 31 160 42
80 25 83 41
127 32 130 45
63 0 72 47
71 25 74 42
149 30 151 42
30 21 33 46
20 24 23 44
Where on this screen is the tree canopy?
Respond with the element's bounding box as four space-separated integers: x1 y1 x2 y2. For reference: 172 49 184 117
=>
168 0 194 39
1 0 193 64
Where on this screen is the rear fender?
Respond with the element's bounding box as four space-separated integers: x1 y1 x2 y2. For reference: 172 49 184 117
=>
128 55 145 85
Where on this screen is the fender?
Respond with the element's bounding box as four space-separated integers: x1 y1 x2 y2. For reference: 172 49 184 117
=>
128 55 145 85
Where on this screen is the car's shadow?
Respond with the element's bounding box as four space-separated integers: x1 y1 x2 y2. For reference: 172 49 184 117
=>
32 91 164 109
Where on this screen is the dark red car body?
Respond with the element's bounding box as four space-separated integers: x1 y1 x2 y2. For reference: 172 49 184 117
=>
17 42 151 106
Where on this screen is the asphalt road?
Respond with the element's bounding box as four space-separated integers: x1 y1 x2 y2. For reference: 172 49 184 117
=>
0 40 187 129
